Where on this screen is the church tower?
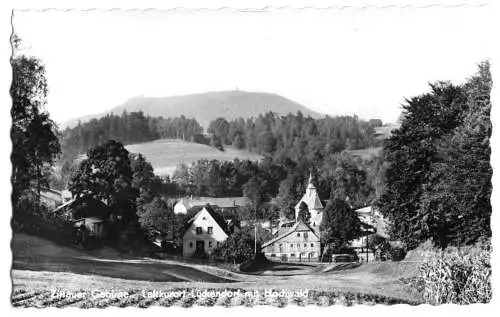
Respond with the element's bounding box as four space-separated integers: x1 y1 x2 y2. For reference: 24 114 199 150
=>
295 173 324 230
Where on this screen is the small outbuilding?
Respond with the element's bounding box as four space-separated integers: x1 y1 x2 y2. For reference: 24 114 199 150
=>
73 217 104 239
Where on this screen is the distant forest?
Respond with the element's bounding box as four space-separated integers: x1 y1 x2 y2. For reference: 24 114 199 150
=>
60 111 203 159
206 113 383 164
60 110 383 163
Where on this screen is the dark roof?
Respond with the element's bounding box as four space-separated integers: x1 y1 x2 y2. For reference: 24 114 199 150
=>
262 220 319 248
183 204 232 236
182 197 251 209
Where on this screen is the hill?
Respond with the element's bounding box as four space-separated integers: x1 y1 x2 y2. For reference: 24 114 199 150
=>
125 139 263 176
61 90 324 129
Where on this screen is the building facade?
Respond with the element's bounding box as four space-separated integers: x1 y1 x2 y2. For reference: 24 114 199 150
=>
182 205 230 258
262 174 323 261
261 220 320 262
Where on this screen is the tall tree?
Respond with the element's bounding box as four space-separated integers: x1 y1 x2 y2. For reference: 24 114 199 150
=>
320 197 363 256
419 62 492 247
137 197 175 238
11 35 61 210
69 140 137 223
376 71 483 249
130 153 162 212
297 201 310 224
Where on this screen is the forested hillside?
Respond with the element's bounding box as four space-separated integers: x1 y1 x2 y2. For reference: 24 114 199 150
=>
60 112 203 159
206 113 383 164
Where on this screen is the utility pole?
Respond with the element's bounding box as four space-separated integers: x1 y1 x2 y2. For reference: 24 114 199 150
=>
254 205 257 255
366 231 369 262
254 222 257 255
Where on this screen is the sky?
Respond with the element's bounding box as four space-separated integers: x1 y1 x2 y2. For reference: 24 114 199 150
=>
13 6 492 125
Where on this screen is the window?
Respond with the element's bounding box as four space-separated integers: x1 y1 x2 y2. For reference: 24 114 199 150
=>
311 243 314 247
209 241 213 248
207 227 213 234
217 241 220 247
290 244 294 248
297 233 300 237
291 253 296 257
304 243 307 248
189 242 193 248
304 232 308 239
196 227 202 234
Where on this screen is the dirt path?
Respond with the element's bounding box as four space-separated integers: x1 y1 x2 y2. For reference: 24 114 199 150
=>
11 233 419 303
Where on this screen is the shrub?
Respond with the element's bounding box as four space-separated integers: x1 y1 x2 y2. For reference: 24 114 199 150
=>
389 243 407 261
372 238 407 261
412 244 491 304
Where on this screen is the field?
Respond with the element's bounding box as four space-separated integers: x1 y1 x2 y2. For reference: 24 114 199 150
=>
125 139 263 176
346 147 382 160
11 233 423 307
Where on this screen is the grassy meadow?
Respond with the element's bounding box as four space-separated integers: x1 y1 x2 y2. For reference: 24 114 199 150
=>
125 139 263 176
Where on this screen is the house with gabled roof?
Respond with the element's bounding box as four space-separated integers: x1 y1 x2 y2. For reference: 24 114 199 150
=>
262 173 324 262
261 219 320 262
181 204 236 258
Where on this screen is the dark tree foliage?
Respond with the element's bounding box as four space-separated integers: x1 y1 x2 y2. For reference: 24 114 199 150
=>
208 117 230 145
297 201 310 224
172 158 285 200
320 197 363 253
209 112 382 160
232 133 245 149
275 171 309 220
11 36 61 208
137 197 175 238
130 153 163 212
419 62 492 247
69 140 137 223
317 153 374 209
213 226 268 264
243 176 266 212
377 62 491 249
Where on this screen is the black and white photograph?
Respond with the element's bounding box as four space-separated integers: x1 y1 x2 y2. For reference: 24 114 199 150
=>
6 0 497 309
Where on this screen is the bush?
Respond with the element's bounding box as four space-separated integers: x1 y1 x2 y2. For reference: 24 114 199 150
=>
373 239 407 261
389 243 407 261
411 244 491 304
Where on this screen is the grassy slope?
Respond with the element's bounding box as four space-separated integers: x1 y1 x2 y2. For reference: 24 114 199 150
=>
125 139 262 176
345 147 383 160
12 233 239 284
12 233 421 304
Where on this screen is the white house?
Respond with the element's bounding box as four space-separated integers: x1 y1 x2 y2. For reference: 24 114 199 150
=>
182 205 232 258
174 199 188 214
